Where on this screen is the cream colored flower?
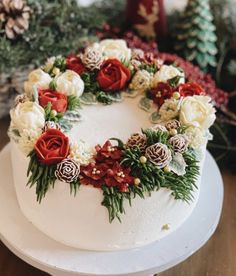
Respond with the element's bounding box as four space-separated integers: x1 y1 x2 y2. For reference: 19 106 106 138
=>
43 56 56 73
69 140 95 165
10 101 45 134
24 69 52 97
129 70 153 92
98 39 131 61
56 70 84 97
179 96 216 130
18 128 42 155
185 127 207 149
153 65 185 87
159 99 179 122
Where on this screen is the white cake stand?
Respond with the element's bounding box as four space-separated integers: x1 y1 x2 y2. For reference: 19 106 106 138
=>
0 144 223 276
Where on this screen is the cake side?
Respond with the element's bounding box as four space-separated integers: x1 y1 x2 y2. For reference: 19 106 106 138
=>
11 140 204 250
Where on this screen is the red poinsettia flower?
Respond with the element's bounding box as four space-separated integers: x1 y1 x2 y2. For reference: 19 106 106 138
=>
148 82 173 107
66 55 85 75
178 82 205 97
104 162 134 192
80 163 109 188
95 140 122 165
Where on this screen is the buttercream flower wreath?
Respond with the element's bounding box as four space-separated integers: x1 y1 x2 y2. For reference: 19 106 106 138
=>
9 39 216 222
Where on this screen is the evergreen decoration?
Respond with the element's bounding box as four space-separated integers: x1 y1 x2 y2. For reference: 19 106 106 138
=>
67 95 81 111
174 0 218 72
27 151 57 203
0 0 126 73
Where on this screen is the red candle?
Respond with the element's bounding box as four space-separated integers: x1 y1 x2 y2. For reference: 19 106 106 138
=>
126 0 167 40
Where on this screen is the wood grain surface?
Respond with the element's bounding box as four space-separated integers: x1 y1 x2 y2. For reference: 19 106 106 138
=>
0 116 235 276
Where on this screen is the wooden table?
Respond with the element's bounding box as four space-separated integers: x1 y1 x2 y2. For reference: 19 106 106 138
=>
0 116 235 276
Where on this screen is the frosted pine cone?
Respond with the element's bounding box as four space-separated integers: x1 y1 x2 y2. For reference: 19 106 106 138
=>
126 133 147 152
169 134 189 153
131 48 145 60
165 119 181 130
0 0 31 39
150 124 167 132
145 143 172 168
55 158 80 183
14 94 29 106
82 46 104 71
43 121 61 132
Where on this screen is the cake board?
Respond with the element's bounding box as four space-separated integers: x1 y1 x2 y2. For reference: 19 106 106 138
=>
0 144 223 276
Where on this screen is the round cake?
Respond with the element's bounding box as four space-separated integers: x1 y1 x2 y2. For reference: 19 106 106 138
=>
8 39 216 250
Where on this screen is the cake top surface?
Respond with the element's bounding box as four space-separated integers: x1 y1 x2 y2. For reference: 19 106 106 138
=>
8 38 216 222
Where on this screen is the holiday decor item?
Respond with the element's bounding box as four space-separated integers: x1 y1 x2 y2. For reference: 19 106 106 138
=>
126 0 167 40
0 0 31 39
174 0 218 72
0 0 126 118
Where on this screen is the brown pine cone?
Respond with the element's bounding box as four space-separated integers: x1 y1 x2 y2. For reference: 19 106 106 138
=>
169 134 189 153
145 143 172 168
165 119 181 131
0 0 31 39
82 46 104 71
126 133 147 152
55 158 80 183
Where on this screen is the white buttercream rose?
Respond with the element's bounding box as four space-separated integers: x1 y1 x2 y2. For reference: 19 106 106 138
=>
129 70 153 92
56 70 84 97
153 65 185 87
159 98 179 121
24 69 52 97
98 39 131 61
179 96 216 130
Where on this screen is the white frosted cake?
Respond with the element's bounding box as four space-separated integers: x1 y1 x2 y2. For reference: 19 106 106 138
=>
8 39 216 250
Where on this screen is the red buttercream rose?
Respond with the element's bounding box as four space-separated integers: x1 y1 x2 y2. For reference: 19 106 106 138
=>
97 59 131 92
35 129 70 165
178 82 205 97
149 82 173 107
38 89 67 113
66 55 85 75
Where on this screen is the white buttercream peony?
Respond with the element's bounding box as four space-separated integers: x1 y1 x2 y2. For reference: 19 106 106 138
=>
179 96 216 130
159 99 179 122
56 70 84 97
98 39 131 61
129 70 153 92
9 101 45 155
69 140 95 165
24 69 52 97
10 101 45 134
153 65 185 87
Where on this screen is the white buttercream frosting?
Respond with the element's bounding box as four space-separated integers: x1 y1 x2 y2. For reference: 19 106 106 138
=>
10 96 205 250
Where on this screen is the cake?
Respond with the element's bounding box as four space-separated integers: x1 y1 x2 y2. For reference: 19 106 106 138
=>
8 39 216 250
